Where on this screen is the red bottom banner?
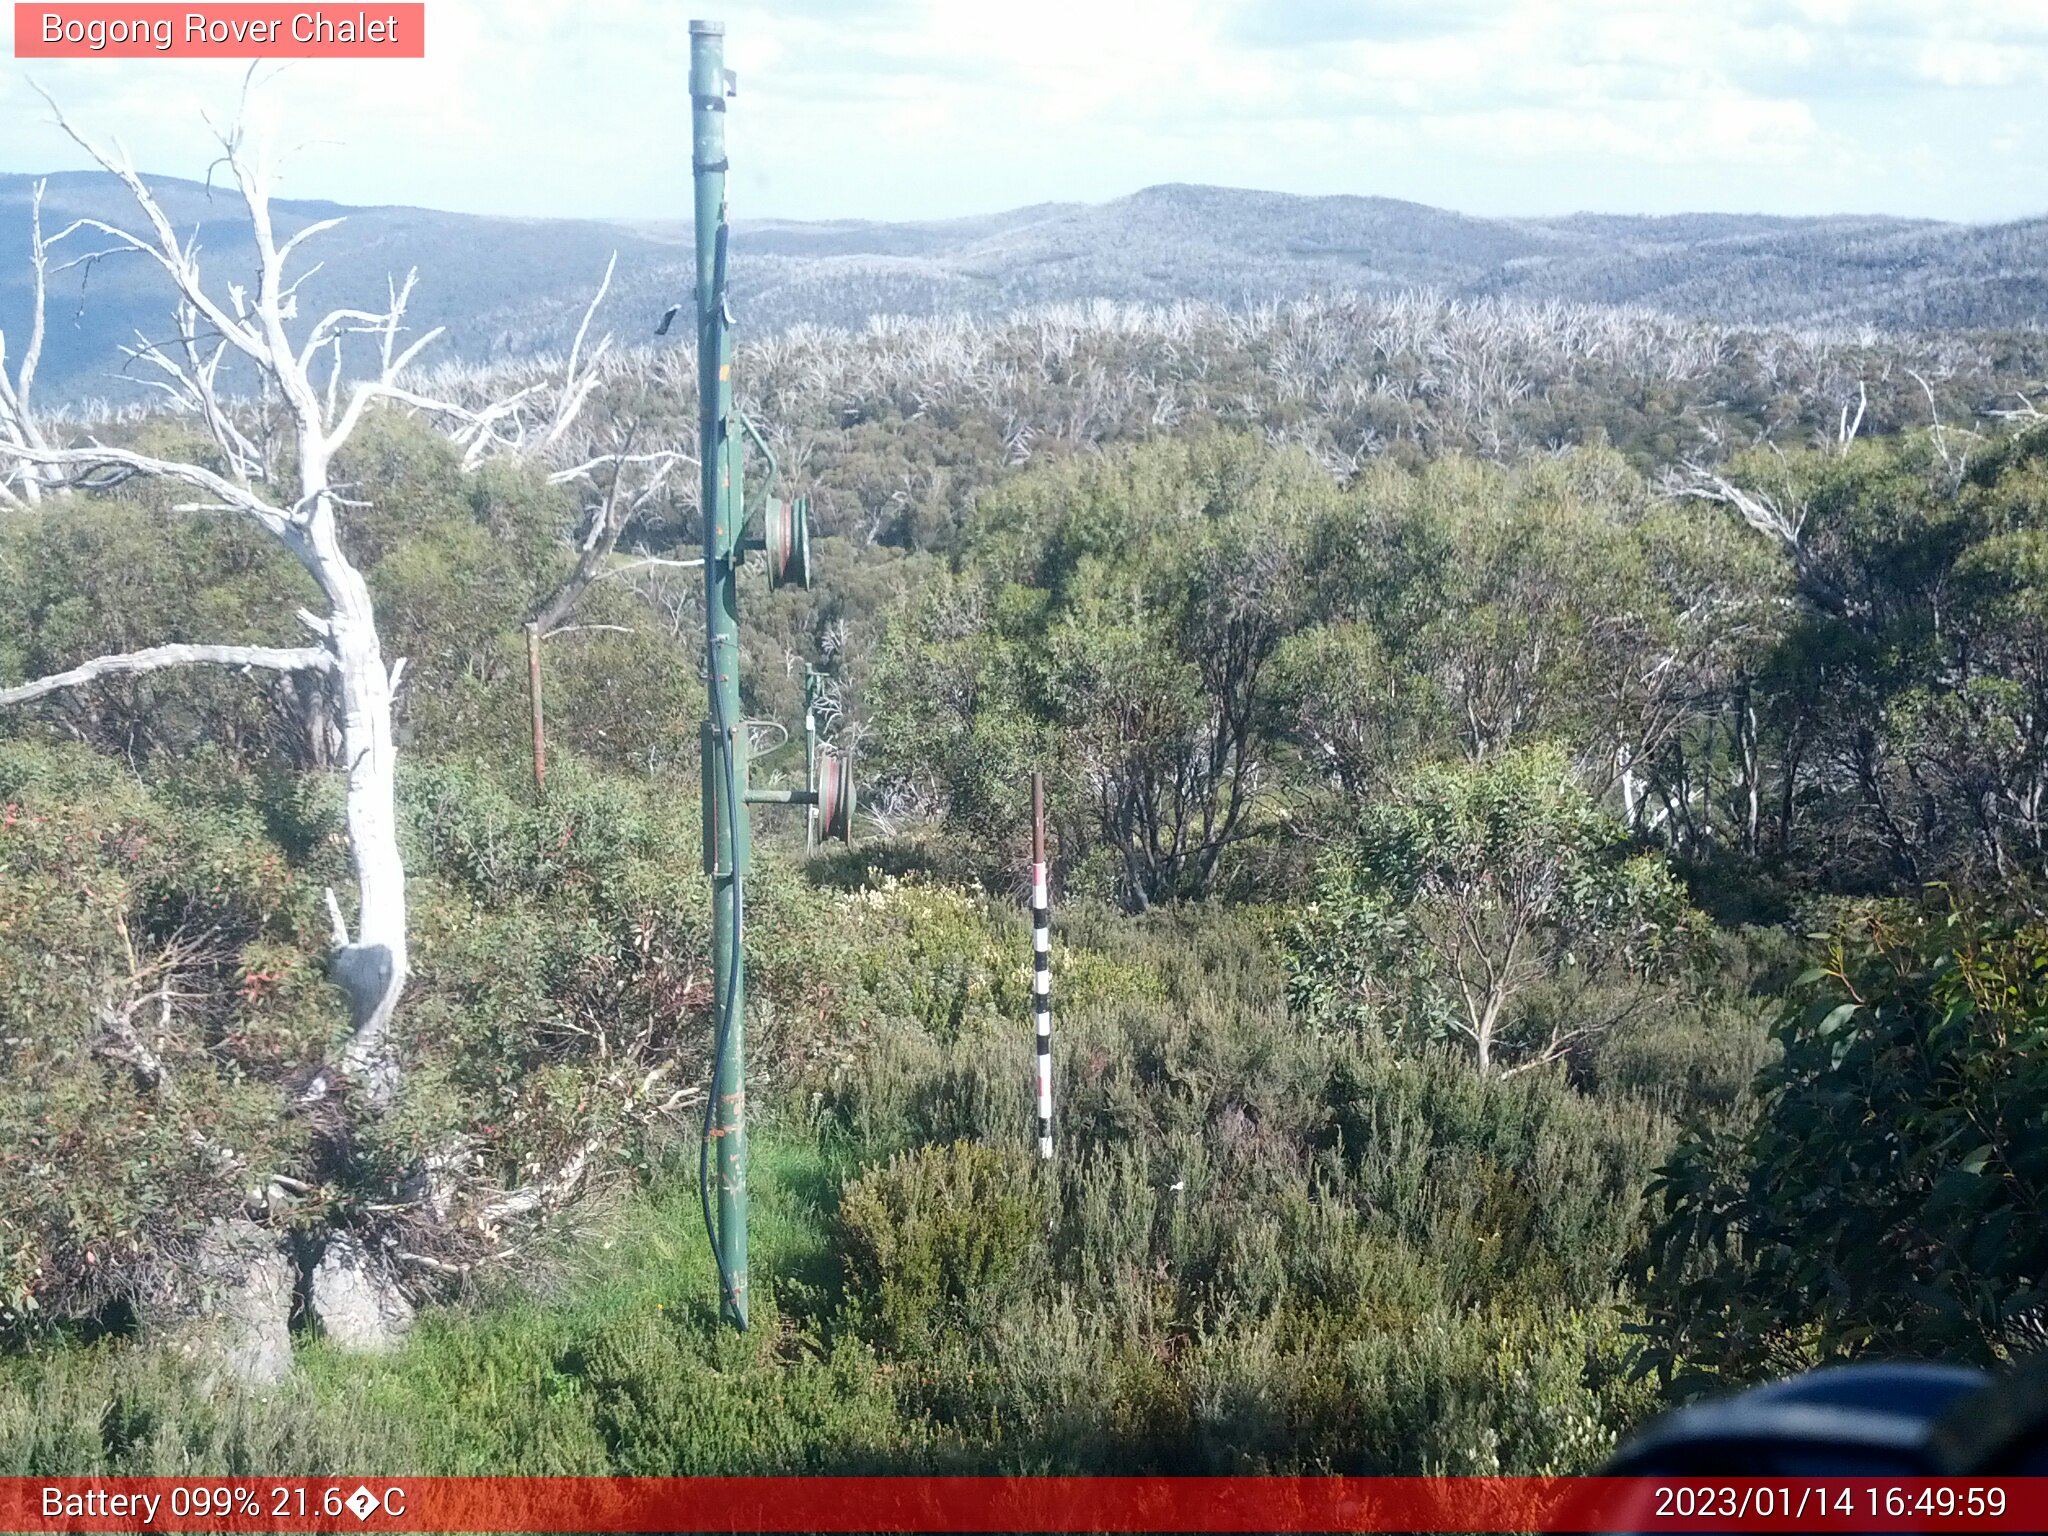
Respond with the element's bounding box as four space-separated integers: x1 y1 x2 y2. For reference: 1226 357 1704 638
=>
2 1476 2044 1533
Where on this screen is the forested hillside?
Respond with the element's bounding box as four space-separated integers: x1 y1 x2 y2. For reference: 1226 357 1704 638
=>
11 169 2048 401
3 153 2046 1478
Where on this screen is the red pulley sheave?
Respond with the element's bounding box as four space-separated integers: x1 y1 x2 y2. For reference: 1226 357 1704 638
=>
815 746 855 843
765 494 812 590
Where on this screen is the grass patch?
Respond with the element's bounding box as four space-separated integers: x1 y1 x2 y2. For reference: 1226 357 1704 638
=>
0 1135 925 1476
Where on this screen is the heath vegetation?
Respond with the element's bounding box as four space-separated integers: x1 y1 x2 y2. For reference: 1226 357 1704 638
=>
2 115 2045 1476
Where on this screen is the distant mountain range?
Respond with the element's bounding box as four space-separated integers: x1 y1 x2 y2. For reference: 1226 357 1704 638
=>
4 173 2045 401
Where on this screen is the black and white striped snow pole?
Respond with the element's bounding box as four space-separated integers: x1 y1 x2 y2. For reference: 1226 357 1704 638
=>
1031 771 1053 1160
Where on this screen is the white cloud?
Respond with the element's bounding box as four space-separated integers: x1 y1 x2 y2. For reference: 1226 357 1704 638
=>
0 0 2041 221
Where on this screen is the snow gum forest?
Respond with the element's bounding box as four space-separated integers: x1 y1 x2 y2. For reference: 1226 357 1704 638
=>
1 111 2046 1477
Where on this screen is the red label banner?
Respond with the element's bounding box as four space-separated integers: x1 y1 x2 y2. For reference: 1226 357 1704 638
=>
0 1477 2044 1533
13 5 425 58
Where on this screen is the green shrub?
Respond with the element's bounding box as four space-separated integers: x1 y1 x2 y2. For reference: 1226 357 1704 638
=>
0 743 871 1336
1181 1302 1648 1474
807 896 1679 1473
1637 904 2048 1387
0 741 328 1328
572 1309 915 1474
838 1142 1051 1358
1285 745 1707 1075
1319 1046 1667 1309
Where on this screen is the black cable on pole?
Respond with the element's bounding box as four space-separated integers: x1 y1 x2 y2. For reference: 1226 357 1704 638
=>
699 679 745 1329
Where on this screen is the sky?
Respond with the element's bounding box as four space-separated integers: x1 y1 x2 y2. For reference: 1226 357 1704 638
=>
2 0 2047 225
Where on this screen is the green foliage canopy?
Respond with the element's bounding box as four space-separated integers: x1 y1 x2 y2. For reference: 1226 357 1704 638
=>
1286 746 1704 1074
1636 904 2048 1385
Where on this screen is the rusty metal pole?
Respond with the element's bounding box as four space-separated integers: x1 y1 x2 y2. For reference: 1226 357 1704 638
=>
525 622 547 789
1031 771 1052 1160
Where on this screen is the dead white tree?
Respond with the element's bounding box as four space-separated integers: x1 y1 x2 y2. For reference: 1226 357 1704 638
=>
0 96 551 1107
1835 379 1867 457
523 417 695 786
1669 461 1853 620
501 255 700 786
0 179 63 507
1906 366 1979 490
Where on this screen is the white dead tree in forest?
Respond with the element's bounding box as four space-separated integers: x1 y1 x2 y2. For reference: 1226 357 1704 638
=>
523 415 695 785
1668 462 1853 620
0 180 63 506
502 253 699 785
0 96 568 1106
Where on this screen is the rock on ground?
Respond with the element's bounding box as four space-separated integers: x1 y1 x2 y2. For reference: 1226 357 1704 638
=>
310 1233 414 1352
140 1216 296 1387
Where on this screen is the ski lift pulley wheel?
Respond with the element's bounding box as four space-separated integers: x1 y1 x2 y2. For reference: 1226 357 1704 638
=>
816 745 856 844
765 494 812 590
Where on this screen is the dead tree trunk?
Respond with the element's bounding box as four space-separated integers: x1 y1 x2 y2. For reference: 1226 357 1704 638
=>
520 408 695 792
318 535 408 1099
0 97 552 1103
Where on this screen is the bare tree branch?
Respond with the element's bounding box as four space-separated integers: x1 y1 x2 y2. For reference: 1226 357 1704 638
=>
0 440 295 537
0 642 332 705
1669 462 1853 619
31 87 272 372
529 421 689 636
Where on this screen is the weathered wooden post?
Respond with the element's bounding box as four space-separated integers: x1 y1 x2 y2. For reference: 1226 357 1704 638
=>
525 622 547 789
